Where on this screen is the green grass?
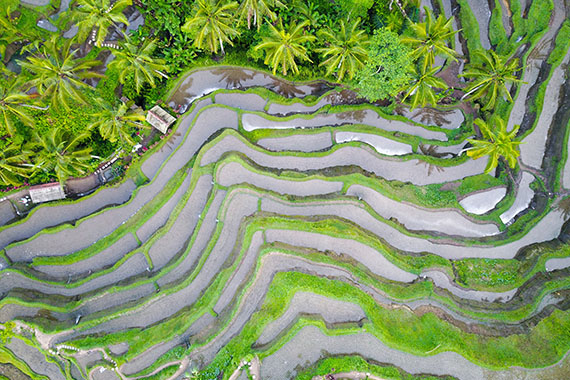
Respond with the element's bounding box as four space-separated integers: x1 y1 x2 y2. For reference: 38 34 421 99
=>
547 19 570 66
295 355 457 380
489 0 509 52
456 0 483 59
0 347 47 380
201 271 570 378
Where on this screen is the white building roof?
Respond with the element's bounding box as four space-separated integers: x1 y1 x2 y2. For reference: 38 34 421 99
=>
146 105 177 134
29 183 66 204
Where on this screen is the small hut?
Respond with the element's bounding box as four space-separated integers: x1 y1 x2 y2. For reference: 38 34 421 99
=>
29 183 66 204
146 105 176 134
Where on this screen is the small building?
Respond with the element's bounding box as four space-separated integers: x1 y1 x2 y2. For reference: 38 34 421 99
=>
146 105 177 134
29 183 66 204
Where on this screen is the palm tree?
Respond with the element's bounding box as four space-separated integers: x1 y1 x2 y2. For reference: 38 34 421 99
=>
316 18 369 81
181 0 239 55
0 144 34 186
237 0 282 30
19 37 102 110
108 37 168 94
401 7 458 72
0 77 34 136
401 65 448 110
254 20 315 76
466 117 521 174
460 50 523 111
66 0 131 47
91 101 145 145
31 127 94 183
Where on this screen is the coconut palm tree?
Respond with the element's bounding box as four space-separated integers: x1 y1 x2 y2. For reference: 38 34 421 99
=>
401 7 458 72
316 18 369 81
181 0 239 55
401 65 448 110
19 37 102 110
461 49 523 111
254 20 315 76
237 0 282 30
0 144 34 186
91 101 145 145
31 127 94 183
108 36 168 94
66 0 131 47
466 117 521 174
0 77 34 136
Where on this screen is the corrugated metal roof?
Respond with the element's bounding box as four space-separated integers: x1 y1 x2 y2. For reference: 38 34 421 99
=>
29 183 66 204
146 105 176 134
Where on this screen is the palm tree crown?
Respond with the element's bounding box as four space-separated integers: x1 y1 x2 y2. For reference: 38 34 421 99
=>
67 0 131 47
316 18 369 81
461 49 523 111
0 144 33 186
237 0 282 30
401 7 458 72
91 101 146 145
0 77 34 136
466 117 521 174
182 0 239 55
402 65 448 110
31 127 94 183
19 37 102 110
254 20 315 76
108 37 168 94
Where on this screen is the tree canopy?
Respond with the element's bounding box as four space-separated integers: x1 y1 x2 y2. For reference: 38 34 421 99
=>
354 28 412 102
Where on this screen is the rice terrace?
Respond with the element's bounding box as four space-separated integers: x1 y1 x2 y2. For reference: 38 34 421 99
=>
1 0 570 379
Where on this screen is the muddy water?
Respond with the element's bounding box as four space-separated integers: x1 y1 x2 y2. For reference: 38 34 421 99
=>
168 66 332 112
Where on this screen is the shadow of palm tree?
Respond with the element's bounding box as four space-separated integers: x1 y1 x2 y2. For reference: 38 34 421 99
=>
211 68 255 89
419 143 448 158
324 89 362 105
556 196 570 220
159 131 182 152
337 109 366 123
416 157 445 176
412 108 454 127
268 79 304 98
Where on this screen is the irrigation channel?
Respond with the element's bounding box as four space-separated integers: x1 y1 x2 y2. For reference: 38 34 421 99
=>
2 3 570 379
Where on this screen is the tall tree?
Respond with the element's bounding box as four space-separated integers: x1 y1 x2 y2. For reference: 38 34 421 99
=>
461 50 523 111
0 77 34 136
400 7 458 72
66 0 131 47
91 101 146 145
466 117 521 174
108 37 168 94
354 28 412 102
316 18 369 81
31 127 94 183
254 20 315 75
237 0 282 30
401 65 448 110
0 144 33 186
19 37 102 110
181 0 239 55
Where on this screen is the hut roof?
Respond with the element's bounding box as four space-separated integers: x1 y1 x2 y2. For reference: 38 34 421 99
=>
29 183 66 204
146 105 176 134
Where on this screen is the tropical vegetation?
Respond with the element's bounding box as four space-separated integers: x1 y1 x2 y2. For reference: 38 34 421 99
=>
466 117 521 173
461 49 523 111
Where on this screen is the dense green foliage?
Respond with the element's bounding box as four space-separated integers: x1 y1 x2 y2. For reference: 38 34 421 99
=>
354 28 412 102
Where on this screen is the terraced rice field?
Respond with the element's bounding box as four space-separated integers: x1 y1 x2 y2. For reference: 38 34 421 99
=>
2 1 570 379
